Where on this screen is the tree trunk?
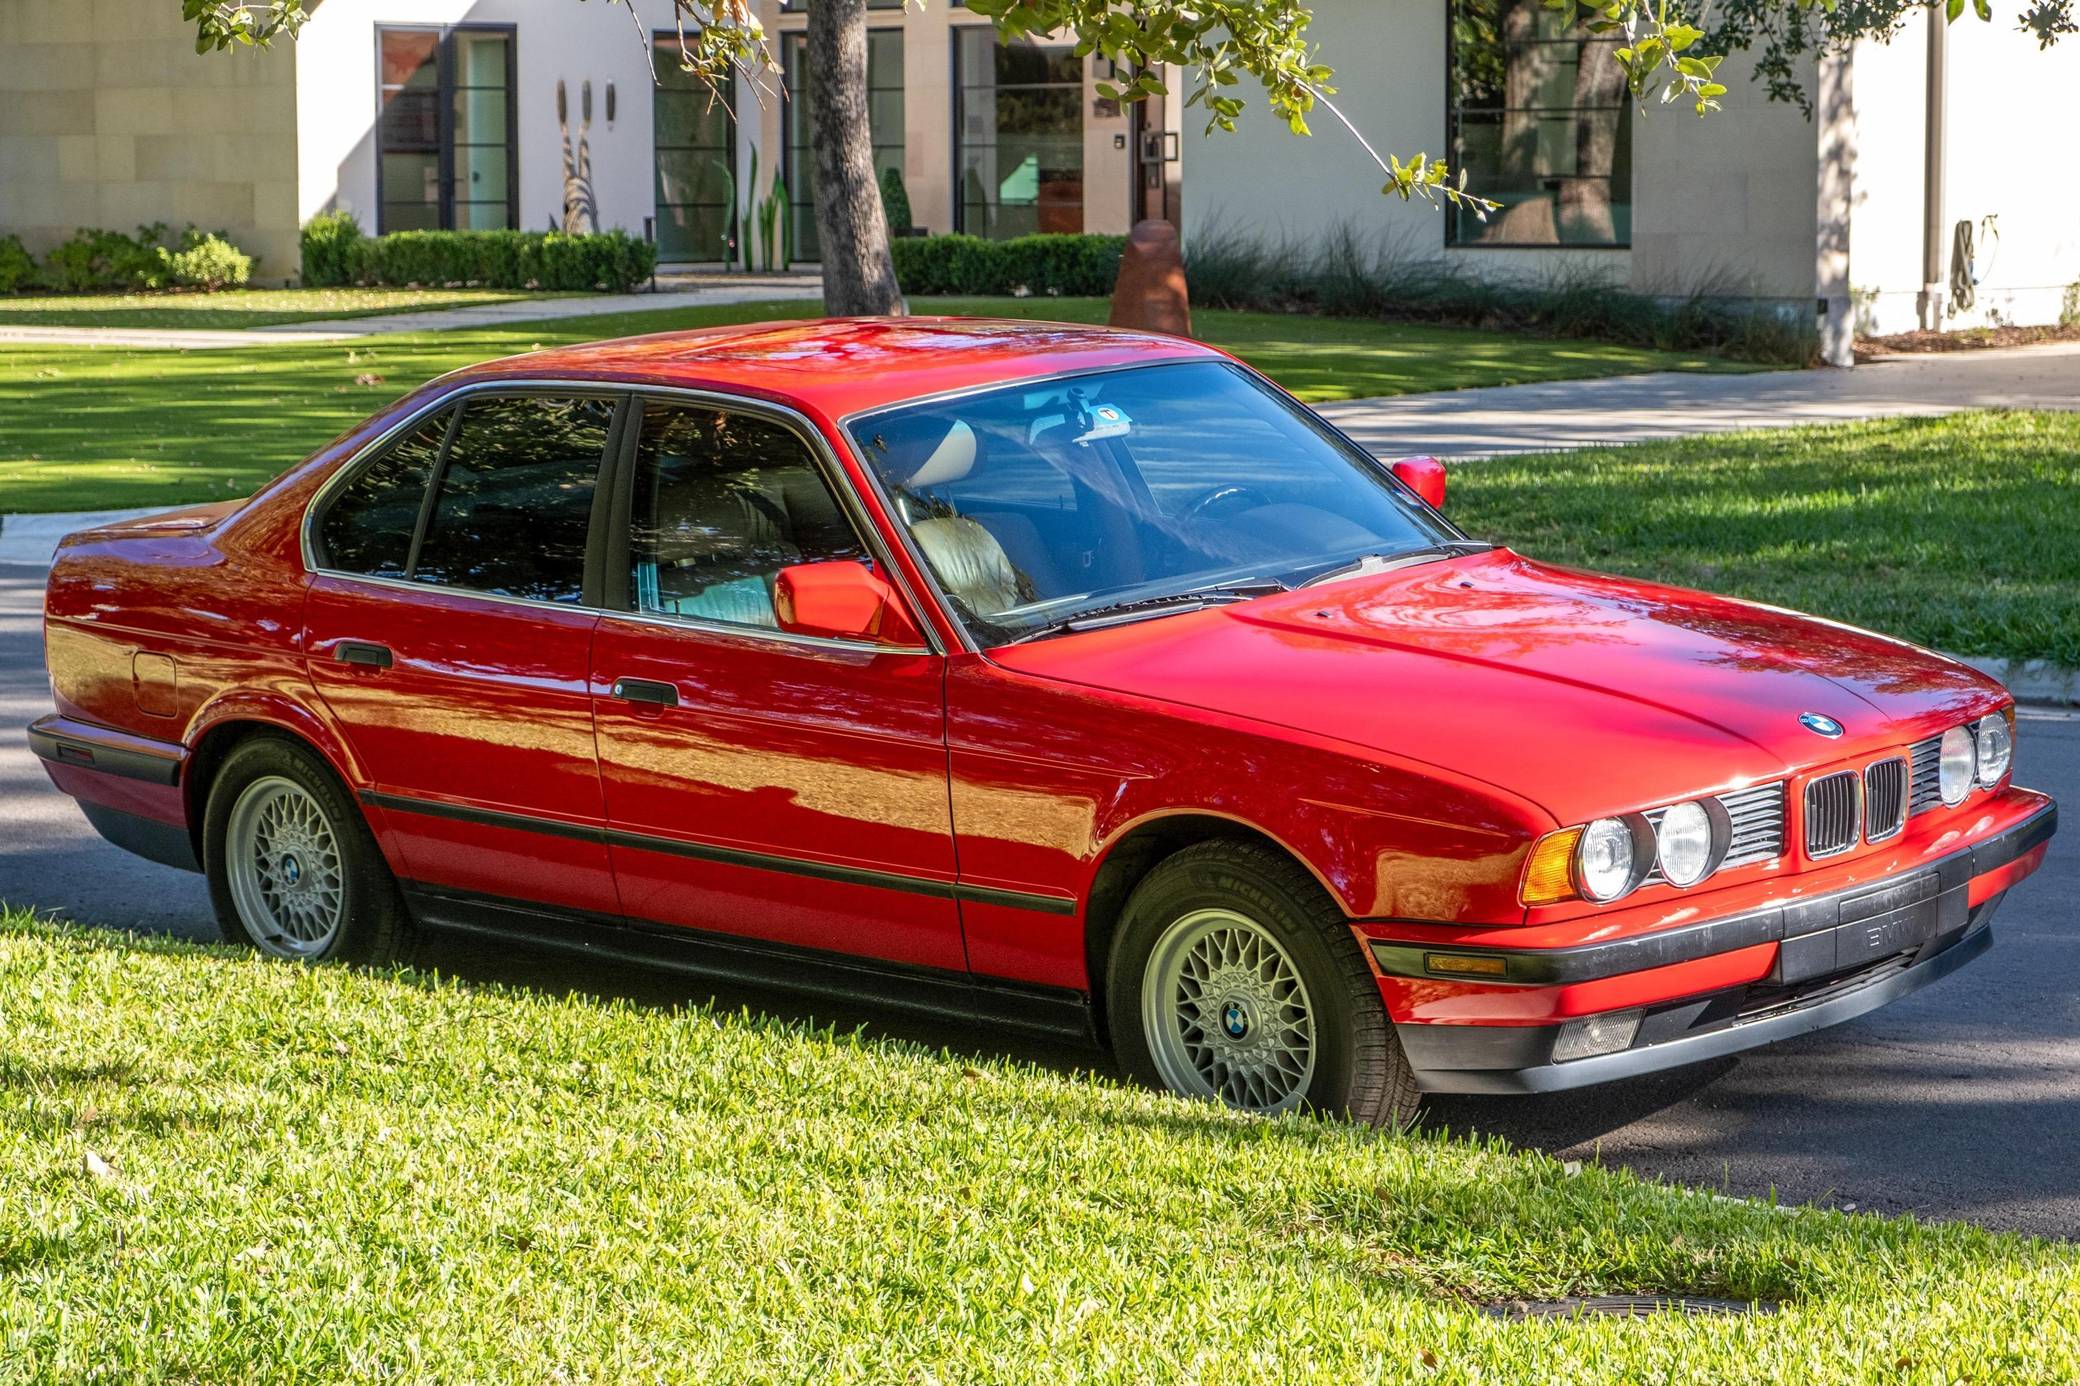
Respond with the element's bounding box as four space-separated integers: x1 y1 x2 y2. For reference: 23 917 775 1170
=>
807 0 902 315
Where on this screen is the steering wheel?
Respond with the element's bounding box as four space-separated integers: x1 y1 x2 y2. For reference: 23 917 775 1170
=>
1181 484 1272 522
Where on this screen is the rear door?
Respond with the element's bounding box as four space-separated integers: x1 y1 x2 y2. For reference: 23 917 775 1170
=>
587 395 965 972
304 388 626 920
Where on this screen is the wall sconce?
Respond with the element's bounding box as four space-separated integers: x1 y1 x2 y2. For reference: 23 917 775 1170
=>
582 79 593 124
606 81 617 125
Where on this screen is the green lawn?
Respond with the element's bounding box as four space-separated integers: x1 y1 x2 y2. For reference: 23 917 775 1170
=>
0 295 1750 515
0 287 568 331
0 910 2072 1382
1451 411 2080 666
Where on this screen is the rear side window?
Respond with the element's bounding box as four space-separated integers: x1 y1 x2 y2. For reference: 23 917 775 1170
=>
315 410 451 578
411 394 616 604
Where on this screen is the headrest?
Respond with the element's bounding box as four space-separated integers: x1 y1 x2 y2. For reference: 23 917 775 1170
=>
906 420 978 488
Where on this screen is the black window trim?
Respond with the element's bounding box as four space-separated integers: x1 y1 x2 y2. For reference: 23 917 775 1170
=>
1441 0 1631 252
374 20 520 235
301 379 946 657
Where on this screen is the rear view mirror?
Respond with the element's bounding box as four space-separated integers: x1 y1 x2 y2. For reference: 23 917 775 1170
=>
1390 455 1447 510
774 561 925 647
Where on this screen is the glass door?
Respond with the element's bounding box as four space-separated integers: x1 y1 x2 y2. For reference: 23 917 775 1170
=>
954 31 1084 238
652 37 737 263
377 26 516 233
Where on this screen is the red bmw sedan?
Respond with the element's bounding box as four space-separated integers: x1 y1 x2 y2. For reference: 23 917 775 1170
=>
32 319 2055 1125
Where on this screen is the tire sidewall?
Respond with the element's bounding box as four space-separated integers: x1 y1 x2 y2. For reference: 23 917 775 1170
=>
203 736 395 963
1109 846 1377 1118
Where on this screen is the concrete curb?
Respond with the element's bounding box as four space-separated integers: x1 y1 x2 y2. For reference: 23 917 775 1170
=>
0 507 171 567
7 505 2079 710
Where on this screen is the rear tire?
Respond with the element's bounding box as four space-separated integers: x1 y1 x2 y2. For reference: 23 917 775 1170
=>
203 736 412 965
1108 840 1419 1127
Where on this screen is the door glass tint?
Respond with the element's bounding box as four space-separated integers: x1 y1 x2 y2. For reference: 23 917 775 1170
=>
316 410 450 578
630 404 866 629
413 395 614 603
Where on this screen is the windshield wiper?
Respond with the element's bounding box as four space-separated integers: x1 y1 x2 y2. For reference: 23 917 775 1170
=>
1298 540 1493 589
1003 577 1288 646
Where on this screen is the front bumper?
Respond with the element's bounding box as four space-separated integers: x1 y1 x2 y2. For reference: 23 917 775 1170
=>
1381 799 2055 1094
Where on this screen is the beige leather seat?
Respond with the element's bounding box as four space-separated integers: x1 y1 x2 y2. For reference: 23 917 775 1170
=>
887 420 1047 619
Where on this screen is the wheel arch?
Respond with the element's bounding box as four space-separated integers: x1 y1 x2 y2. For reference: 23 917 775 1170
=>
1082 810 1348 1047
183 693 367 855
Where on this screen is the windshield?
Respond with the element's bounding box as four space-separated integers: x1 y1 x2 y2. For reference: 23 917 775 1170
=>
847 360 1461 644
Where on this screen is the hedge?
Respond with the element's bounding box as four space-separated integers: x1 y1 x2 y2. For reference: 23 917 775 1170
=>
890 233 1125 298
301 216 656 293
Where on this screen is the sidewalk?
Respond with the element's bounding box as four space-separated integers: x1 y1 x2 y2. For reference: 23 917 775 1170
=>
0 274 822 351
1315 340 2080 459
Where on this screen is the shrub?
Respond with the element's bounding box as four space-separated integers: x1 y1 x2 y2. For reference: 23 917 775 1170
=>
0 234 34 293
160 230 252 290
343 228 655 292
889 233 1125 298
879 167 913 234
301 211 363 287
1182 222 1818 368
41 224 172 292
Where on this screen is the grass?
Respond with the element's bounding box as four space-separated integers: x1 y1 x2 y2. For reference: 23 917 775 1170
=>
1451 411 2080 666
0 287 568 331
0 908 2074 1382
0 295 1749 515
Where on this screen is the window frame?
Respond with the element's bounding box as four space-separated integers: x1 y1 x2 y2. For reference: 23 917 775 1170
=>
780 26 907 261
303 381 945 656
652 29 739 263
306 385 627 610
1441 0 1631 251
599 393 935 653
950 28 1086 239
374 21 519 235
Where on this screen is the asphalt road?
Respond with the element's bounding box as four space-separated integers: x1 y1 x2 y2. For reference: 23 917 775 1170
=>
4 565 2075 1236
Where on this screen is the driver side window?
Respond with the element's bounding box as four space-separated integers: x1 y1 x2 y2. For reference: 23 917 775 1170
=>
628 402 867 630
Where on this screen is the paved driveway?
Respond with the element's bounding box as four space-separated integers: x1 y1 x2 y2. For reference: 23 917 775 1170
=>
3 566 2075 1235
1317 340 2080 459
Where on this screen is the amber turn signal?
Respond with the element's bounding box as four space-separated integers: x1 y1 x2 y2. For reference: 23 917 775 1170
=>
1424 952 1509 978
1521 826 1583 906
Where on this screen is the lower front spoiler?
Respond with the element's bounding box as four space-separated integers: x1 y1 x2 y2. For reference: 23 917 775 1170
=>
1400 917 1992 1095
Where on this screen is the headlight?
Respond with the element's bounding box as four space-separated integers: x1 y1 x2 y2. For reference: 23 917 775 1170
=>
1938 725 1976 806
1655 800 1716 888
1976 712 2013 786
1576 817 1641 902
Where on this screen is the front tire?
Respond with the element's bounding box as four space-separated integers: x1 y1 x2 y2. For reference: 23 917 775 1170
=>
1108 841 1419 1127
203 736 412 964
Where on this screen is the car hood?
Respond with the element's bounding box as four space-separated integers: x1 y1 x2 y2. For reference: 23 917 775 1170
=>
988 549 2007 825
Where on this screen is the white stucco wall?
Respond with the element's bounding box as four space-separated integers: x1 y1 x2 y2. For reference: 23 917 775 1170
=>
295 0 683 240
1849 13 2080 335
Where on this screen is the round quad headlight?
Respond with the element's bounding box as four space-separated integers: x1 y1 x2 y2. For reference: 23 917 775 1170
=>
1976 713 2013 787
1655 800 1716 888
1577 817 1641 902
1938 724 1976 807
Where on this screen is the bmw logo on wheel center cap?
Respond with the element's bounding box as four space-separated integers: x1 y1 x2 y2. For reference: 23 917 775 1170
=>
1799 712 1845 739
1222 1001 1251 1040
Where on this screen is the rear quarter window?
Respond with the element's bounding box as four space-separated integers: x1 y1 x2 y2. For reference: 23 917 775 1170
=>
314 410 451 578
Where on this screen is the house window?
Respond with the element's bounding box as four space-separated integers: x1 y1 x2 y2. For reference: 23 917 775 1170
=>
781 30 906 262
954 31 1083 238
653 37 736 263
377 26 516 233
1446 0 1630 247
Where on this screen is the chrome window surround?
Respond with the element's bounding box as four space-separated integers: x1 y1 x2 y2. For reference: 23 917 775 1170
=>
833 357 1478 657
299 378 947 658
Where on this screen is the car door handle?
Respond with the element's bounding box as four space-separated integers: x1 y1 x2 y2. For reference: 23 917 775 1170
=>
610 677 679 707
335 641 394 669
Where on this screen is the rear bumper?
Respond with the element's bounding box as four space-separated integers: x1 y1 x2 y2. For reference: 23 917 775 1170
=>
1384 799 2054 1094
28 714 199 873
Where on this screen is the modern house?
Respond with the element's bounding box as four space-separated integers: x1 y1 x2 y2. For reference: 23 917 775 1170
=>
2 0 2073 364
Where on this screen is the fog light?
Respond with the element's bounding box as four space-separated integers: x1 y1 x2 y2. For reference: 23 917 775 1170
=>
1552 1008 1645 1063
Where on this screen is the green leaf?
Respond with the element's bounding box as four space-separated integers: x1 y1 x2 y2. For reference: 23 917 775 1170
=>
1945 0 1966 20
1973 0 1992 17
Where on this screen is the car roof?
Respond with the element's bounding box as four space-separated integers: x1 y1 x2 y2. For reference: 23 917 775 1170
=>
453 316 1223 420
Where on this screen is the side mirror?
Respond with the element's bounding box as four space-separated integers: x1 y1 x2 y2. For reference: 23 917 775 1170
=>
1390 455 1447 510
774 561 925 648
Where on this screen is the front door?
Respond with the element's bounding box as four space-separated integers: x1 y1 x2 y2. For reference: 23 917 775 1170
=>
304 389 624 918
589 397 964 971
